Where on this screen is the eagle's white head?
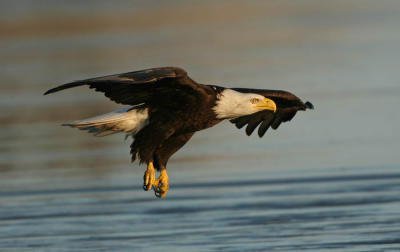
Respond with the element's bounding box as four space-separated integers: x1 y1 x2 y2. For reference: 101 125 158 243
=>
213 89 277 119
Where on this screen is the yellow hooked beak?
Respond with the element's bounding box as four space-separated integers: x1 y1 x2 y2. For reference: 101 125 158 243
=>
254 98 277 112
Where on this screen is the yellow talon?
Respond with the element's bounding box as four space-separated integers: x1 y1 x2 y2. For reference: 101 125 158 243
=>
153 169 169 198
143 161 156 191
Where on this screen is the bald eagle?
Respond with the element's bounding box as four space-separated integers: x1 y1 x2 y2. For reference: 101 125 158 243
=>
44 67 313 198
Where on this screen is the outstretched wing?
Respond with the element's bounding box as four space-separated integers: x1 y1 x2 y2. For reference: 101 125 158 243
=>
44 67 201 106
230 88 313 137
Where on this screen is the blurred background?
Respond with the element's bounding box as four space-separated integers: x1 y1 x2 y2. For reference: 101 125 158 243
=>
1 0 400 251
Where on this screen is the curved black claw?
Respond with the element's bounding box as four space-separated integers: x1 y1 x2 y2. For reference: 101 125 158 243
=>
153 170 169 198
154 185 168 198
143 166 155 191
143 172 149 190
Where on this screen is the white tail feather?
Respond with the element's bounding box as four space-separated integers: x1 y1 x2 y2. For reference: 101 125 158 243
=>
63 106 149 137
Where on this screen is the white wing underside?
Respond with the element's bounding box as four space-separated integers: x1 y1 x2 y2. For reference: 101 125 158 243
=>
63 106 149 137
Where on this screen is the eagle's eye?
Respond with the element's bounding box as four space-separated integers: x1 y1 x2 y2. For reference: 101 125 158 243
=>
250 98 260 104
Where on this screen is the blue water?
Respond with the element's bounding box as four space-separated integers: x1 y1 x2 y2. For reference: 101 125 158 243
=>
1 1 400 251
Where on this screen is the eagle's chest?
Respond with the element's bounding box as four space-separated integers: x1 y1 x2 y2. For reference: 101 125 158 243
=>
178 105 221 133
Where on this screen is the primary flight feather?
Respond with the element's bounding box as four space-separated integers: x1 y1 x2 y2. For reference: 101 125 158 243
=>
45 67 313 198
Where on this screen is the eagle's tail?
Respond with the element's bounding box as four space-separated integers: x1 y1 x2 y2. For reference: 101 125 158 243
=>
63 106 149 137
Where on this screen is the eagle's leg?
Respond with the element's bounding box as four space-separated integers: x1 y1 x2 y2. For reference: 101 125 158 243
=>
153 169 169 198
143 161 156 191
150 133 194 198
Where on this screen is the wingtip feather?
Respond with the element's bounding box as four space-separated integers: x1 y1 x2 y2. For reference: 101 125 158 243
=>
43 89 54 95
305 101 314 110
43 81 87 95
43 86 67 95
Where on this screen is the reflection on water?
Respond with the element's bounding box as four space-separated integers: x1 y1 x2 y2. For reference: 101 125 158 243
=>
1 0 400 251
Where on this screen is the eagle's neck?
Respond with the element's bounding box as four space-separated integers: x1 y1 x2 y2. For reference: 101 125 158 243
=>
212 89 259 119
